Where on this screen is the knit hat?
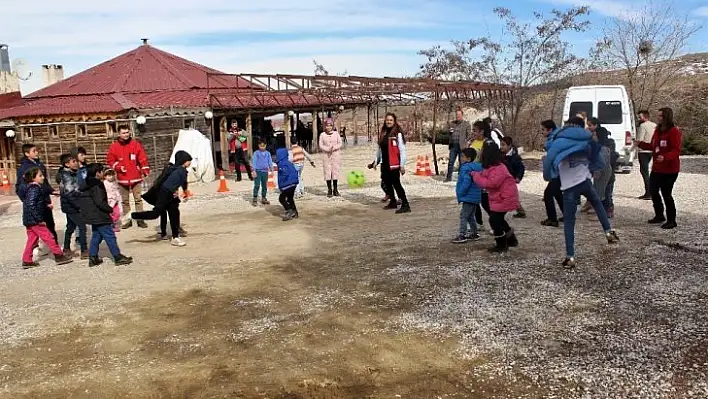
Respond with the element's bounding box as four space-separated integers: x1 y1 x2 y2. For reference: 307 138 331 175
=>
175 150 192 166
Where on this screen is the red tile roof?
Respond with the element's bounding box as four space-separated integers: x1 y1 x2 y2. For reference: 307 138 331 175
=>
0 92 23 109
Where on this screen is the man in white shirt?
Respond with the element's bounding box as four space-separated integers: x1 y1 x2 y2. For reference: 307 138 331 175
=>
636 110 657 200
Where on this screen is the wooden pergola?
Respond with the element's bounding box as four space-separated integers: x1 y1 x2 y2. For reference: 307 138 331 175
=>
206 73 515 174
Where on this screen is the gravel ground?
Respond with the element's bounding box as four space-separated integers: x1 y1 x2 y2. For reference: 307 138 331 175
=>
0 146 706 397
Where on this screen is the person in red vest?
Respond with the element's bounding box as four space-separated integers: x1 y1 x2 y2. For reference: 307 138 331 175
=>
228 120 253 182
106 124 150 229
368 112 410 214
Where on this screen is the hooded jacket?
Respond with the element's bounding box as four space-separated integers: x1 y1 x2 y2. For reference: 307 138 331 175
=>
471 163 520 212
456 161 483 204
22 183 47 227
543 126 604 181
275 148 299 191
15 157 53 202
106 137 150 186
143 151 191 207
78 176 113 225
55 165 82 214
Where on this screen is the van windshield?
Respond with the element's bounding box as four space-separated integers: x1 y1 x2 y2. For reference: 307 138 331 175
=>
569 102 593 120
598 101 623 124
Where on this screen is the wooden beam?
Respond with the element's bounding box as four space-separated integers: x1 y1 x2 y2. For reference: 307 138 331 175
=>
283 112 291 148
219 116 228 171
246 112 253 158
311 110 319 152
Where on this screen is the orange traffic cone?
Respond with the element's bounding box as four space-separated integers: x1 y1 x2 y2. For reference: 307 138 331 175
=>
414 155 425 176
267 166 278 190
0 171 8 188
217 170 229 192
423 155 433 176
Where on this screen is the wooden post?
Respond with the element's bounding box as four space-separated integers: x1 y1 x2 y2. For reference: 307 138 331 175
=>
246 112 253 158
432 92 439 176
219 116 228 171
284 112 291 148
311 110 319 152
351 106 358 146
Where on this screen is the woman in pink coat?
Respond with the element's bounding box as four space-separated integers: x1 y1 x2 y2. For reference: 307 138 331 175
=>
471 141 520 253
318 118 343 197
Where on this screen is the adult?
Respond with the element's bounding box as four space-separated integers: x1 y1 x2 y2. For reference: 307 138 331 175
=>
635 107 682 229
540 120 564 227
585 118 615 215
543 116 619 268
318 118 343 197
444 108 472 182
107 124 150 229
227 121 253 182
369 112 411 214
636 110 657 200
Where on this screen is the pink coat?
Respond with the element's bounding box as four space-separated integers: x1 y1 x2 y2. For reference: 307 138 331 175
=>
471 164 520 212
319 132 342 180
104 180 122 208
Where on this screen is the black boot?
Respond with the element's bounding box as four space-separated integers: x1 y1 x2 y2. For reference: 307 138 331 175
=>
506 229 519 247
489 235 509 253
88 256 103 267
384 200 398 210
114 254 133 266
332 180 341 196
326 180 333 198
395 202 411 214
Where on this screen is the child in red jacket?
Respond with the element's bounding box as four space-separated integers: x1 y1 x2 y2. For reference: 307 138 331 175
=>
471 141 520 253
635 107 682 229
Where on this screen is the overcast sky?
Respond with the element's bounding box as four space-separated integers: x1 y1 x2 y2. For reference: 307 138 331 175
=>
3 0 707 95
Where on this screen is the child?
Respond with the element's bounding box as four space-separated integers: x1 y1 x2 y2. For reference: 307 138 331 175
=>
79 163 133 267
251 140 273 206
103 169 122 232
16 144 58 245
470 141 520 253
452 148 483 243
290 140 315 198
21 167 73 269
56 153 88 258
275 148 300 221
132 151 192 247
500 136 526 218
71 146 88 186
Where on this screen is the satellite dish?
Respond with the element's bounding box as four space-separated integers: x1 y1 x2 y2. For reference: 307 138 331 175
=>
11 58 32 80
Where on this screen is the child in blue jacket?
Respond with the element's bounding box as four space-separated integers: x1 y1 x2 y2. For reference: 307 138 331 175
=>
453 148 484 243
275 148 299 221
251 140 274 206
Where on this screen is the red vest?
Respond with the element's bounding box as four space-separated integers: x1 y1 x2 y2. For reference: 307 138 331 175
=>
387 135 401 170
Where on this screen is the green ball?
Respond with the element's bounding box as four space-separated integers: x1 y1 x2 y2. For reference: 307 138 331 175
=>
347 170 366 187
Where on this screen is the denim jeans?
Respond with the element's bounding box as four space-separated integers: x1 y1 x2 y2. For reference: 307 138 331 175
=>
294 163 304 196
89 224 121 258
64 212 87 251
562 179 612 258
446 147 461 180
253 171 269 199
459 202 478 236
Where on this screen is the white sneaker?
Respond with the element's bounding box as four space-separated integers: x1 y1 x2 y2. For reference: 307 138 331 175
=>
171 237 186 247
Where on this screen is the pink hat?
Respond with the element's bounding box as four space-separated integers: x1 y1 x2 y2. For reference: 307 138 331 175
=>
325 118 334 125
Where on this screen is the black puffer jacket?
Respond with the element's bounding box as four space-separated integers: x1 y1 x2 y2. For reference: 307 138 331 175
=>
22 183 47 227
77 176 113 225
55 166 82 214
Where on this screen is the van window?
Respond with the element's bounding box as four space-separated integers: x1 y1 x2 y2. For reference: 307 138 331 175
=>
569 102 593 120
598 101 623 124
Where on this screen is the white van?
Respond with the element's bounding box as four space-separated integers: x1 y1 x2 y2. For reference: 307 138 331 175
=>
563 85 636 173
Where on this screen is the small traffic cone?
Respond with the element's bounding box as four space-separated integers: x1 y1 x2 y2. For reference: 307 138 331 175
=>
423 155 433 176
267 165 278 190
217 170 229 192
0 171 8 188
414 155 425 176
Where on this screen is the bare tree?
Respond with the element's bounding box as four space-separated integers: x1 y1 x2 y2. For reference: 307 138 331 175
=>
312 60 347 77
591 1 703 111
419 6 591 134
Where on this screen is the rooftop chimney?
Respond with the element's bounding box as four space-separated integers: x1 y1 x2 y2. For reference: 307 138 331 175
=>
42 64 64 87
0 44 10 73
141 38 149 45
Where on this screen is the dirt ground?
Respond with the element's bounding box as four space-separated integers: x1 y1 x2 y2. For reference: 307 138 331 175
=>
1 145 707 398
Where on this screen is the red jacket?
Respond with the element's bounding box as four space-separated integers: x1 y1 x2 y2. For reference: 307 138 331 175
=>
106 138 150 186
471 164 520 212
637 126 682 174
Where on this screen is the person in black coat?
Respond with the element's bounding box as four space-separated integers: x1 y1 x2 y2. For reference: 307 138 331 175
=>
500 136 527 218
79 163 133 267
132 151 192 247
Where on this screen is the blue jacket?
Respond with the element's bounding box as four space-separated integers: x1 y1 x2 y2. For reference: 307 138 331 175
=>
16 158 53 202
543 126 605 181
275 148 299 191
55 166 82 214
161 166 188 193
251 149 273 172
22 183 47 227
456 161 483 204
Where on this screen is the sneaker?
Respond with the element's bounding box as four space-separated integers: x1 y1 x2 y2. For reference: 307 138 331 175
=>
261 198 270 205
562 257 576 269
661 221 677 230
540 219 560 227
54 254 73 265
395 203 411 214
137 220 148 229
22 261 40 269
251 197 258 207
606 230 620 244
291 210 299 219
648 216 666 224
80 250 89 260
451 235 469 244
171 237 186 247
114 255 133 266
88 256 103 267
121 220 133 229
282 211 294 221
465 232 481 241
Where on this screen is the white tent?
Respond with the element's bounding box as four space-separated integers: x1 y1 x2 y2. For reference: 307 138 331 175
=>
169 129 215 183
